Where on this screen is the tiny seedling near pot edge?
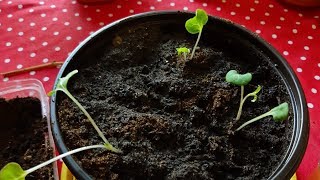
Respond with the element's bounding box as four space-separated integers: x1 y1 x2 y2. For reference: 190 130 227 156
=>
185 9 208 60
0 144 108 180
226 70 261 121
236 102 289 131
176 47 190 66
48 70 121 153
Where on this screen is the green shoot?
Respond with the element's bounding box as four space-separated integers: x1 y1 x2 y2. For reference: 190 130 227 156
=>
236 102 289 131
48 70 121 153
185 9 208 59
226 70 260 121
176 47 190 66
0 144 107 180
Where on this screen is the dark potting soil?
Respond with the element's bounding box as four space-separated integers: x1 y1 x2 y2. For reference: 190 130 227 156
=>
0 97 54 180
57 22 293 180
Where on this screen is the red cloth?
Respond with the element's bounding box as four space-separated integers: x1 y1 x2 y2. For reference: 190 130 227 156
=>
0 0 319 179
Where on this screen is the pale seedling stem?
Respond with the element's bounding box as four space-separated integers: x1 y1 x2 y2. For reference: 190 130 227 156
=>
236 85 245 120
190 29 202 60
236 112 271 131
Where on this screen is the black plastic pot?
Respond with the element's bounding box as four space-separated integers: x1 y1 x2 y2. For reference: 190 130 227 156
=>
50 11 309 180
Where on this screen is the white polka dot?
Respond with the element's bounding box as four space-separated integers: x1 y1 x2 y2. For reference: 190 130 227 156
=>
149 6 155 10
216 7 221 11
236 3 240 7
304 46 309 50
311 88 317 94
300 56 306 61
43 58 49 63
5 42 11 46
260 21 265 25
7 14 13 18
298 13 303 17
62 8 67 12
170 2 175 6
76 26 82 30
41 13 46 17
18 4 23 9
318 63 320 68
222 0 226 3
30 22 35 26
315 75 320 80
18 18 24 22
265 12 270 16
52 17 58 21
17 64 23 69
7 1 12 4
83 5 88 8
89 31 94 35
284 9 288 12
43 77 50 82
137 1 142 5
64 22 70 26
17 47 23 52
308 36 313 40
4 58 10 63
314 16 319 19
41 27 47 31
283 51 289 56
288 40 293 45
254 0 259 4
53 31 59 35
296 68 302 72
7 27 13 32
280 17 285 21
312 24 316 29
189 0 193 2
75 13 79 16
42 42 48 46
307 103 314 108
255 29 261 34
108 13 113 17
66 36 72 40
203 3 207 7
39 1 45 5
183 7 188 11
86 17 92 21
30 37 35 41
296 22 301 25
29 9 34 13
117 5 121 8
129 9 134 13
272 34 277 39
30 71 36 75
71 0 76 4
55 47 61 51
245 16 250 20
292 29 298 33
276 26 281 29
230 12 236 16
250 8 255 12
18 32 24 36
50 5 56 8
30 53 36 57
3 77 9 82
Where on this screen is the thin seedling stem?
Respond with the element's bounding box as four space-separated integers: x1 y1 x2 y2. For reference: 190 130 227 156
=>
190 29 202 59
236 86 245 120
236 112 271 131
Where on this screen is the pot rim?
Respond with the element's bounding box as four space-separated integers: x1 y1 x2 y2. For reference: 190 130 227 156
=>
50 10 309 180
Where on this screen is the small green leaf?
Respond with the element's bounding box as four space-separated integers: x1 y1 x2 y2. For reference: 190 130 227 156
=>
226 70 252 86
57 70 78 90
185 9 208 34
176 47 190 56
269 102 289 122
0 163 27 180
250 85 261 102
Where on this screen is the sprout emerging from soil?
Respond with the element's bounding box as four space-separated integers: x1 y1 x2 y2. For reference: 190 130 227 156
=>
176 47 190 66
236 102 289 131
185 9 208 60
48 70 121 153
0 145 107 180
226 70 261 121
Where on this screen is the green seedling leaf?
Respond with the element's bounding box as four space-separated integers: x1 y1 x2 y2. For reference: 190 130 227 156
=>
176 47 190 56
0 163 26 180
226 70 252 86
185 9 208 34
249 85 261 102
235 85 261 120
48 70 79 96
236 102 289 131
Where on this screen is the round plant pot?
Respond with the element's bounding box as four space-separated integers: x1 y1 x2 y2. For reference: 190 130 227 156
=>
50 11 309 180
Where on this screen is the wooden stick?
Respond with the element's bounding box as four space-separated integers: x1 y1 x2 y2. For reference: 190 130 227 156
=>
1 61 64 77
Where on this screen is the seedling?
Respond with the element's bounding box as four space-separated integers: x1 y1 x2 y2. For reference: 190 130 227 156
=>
176 47 190 66
0 144 107 180
226 70 261 120
236 102 289 131
185 9 208 59
48 70 121 153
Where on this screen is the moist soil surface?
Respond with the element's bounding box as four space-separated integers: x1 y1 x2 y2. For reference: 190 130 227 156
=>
57 22 293 180
0 97 54 180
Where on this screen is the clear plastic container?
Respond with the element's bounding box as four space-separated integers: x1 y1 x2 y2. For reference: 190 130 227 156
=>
0 79 59 180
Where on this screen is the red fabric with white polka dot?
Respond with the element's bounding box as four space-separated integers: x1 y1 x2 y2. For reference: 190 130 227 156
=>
0 0 319 179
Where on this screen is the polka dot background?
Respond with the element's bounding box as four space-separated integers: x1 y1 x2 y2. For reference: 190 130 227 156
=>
0 0 319 179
